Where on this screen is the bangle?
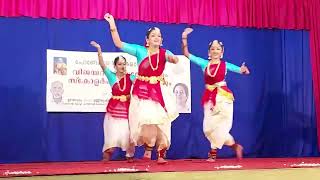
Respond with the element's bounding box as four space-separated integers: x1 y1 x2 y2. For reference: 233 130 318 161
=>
110 28 116 32
182 37 187 39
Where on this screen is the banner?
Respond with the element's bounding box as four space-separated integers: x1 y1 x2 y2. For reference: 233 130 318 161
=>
46 49 191 113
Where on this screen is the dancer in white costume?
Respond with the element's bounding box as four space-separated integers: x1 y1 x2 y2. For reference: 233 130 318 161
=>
104 13 179 164
91 41 135 162
182 28 250 162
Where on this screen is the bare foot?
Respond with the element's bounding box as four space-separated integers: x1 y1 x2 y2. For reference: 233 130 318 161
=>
126 157 134 163
232 144 243 160
143 150 152 159
157 157 168 164
102 152 111 162
206 158 216 162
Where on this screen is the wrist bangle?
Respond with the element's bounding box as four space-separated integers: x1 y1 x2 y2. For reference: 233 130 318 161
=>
182 37 187 39
110 28 116 32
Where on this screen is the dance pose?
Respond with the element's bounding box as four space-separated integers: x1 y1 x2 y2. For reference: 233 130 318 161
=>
182 28 250 161
104 13 180 164
91 41 135 162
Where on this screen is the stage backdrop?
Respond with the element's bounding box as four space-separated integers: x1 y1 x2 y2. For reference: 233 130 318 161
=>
0 17 318 163
46 49 191 113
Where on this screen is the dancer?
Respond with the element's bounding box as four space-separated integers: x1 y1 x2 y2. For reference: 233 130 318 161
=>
104 13 179 164
91 41 135 162
181 28 250 161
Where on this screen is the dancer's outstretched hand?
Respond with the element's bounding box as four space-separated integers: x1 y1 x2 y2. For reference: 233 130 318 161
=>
182 28 194 38
240 62 250 74
90 41 101 49
104 13 115 24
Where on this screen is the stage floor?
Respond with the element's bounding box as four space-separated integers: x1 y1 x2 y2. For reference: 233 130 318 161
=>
1 157 320 178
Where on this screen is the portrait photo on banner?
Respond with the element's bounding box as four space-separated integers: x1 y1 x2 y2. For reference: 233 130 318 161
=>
164 55 191 113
